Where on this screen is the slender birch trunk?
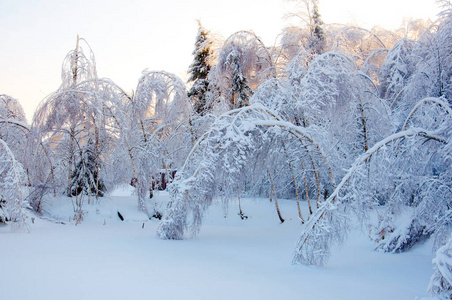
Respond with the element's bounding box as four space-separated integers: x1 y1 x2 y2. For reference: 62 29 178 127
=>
267 170 284 223
288 161 304 223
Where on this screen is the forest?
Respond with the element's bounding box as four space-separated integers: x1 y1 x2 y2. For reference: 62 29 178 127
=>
1 0 451 298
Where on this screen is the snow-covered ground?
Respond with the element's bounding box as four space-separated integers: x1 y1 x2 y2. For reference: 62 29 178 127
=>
1 186 434 299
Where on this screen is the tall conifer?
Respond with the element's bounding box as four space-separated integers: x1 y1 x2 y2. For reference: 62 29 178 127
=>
188 21 213 115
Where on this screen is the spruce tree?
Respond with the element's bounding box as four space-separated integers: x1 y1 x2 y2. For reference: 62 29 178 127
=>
0 199 8 224
310 0 325 55
70 139 105 197
229 52 253 108
187 21 213 115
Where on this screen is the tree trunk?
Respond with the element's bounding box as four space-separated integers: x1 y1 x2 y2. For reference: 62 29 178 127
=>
359 100 369 152
267 170 284 223
237 193 247 220
67 128 76 197
288 161 304 223
300 157 315 214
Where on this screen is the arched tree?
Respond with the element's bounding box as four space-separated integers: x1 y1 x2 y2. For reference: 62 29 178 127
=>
284 52 392 178
31 36 129 221
326 25 398 72
131 70 192 216
156 104 334 240
0 95 28 166
0 139 29 231
292 97 450 266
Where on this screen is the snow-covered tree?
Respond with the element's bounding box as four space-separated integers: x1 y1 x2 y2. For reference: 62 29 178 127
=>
397 18 430 41
309 0 325 55
284 51 392 178
32 36 98 197
370 97 451 253
402 10 452 117
209 31 275 111
326 25 396 73
379 37 415 106
0 198 7 224
285 0 326 56
0 96 53 213
292 95 450 266
70 138 105 197
131 70 192 216
31 36 130 221
187 21 214 116
157 103 334 239
428 233 452 299
0 95 28 167
279 26 311 65
0 139 29 231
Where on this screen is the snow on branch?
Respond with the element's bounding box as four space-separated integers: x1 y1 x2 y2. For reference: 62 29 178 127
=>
0 119 30 132
157 103 333 240
428 233 452 298
292 127 448 266
402 97 452 131
0 139 29 231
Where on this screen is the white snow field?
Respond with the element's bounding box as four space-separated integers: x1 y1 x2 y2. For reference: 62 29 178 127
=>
1 186 433 300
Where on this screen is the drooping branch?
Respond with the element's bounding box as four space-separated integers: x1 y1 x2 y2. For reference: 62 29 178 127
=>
342 26 388 49
402 97 452 131
0 119 56 196
0 119 30 131
0 139 29 231
292 128 448 266
157 104 334 239
222 30 277 79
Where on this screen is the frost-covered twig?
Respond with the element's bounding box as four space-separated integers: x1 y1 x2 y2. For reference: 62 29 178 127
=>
292 128 446 266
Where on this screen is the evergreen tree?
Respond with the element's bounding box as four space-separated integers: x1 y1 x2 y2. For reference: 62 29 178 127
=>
70 139 105 197
187 21 213 115
309 0 325 55
0 199 8 224
288 0 326 56
229 51 253 108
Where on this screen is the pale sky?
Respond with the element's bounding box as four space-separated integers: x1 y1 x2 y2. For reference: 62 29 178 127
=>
0 0 439 121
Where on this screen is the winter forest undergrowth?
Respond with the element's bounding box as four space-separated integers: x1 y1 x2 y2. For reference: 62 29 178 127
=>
1 0 452 299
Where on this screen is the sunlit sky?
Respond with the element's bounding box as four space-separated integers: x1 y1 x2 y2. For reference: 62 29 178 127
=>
0 0 439 121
